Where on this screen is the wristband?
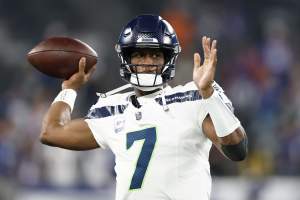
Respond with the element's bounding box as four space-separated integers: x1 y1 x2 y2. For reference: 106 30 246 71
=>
202 90 240 137
52 89 77 112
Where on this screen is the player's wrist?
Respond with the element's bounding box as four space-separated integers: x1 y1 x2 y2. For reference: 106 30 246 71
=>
62 85 79 92
62 81 81 92
199 86 214 99
52 89 77 112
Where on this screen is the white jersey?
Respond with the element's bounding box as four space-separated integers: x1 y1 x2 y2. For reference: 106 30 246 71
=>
85 81 232 200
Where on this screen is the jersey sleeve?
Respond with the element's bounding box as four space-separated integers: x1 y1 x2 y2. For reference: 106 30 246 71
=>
84 93 129 149
84 97 116 149
85 110 111 149
183 81 236 127
211 81 235 112
84 119 108 149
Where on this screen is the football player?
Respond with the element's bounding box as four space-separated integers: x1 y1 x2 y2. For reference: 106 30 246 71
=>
40 14 247 200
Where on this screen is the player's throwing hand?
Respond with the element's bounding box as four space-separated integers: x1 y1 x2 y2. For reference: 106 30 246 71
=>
193 36 217 99
62 57 96 91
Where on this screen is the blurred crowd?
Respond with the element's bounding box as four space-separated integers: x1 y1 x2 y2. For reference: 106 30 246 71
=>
0 0 300 197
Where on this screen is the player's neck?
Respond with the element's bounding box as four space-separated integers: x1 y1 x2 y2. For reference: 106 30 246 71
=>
134 88 161 97
134 83 167 97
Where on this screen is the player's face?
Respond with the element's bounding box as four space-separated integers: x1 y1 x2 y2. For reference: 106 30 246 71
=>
130 49 164 73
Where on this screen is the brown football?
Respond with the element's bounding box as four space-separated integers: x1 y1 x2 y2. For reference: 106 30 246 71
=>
27 37 98 79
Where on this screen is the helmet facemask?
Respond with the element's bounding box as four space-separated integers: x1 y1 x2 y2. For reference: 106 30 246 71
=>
116 15 181 91
118 47 177 91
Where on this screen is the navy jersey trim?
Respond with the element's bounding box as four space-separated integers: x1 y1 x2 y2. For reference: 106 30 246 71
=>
155 90 202 105
85 104 128 119
85 90 201 119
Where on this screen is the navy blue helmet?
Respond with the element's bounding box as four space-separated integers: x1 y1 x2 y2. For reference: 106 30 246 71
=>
115 14 181 90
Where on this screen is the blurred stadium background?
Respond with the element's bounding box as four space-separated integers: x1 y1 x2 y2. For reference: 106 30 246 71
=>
0 0 300 199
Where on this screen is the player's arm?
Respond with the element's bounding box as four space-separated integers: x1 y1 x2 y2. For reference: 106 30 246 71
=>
202 115 247 161
40 57 99 150
193 36 247 161
40 103 99 150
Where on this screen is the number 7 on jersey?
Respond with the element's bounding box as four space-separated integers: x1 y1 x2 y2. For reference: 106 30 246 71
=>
127 127 157 190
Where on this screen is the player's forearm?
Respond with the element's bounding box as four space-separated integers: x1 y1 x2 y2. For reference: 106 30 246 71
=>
219 127 248 161
40 88 77 145
40 102 72 145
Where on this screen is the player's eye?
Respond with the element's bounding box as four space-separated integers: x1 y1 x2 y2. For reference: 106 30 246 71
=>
131 52 142 59
152 52 163 59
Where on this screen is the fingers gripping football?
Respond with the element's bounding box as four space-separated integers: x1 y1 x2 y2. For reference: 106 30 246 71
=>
62 57 96 91
193 36 217 98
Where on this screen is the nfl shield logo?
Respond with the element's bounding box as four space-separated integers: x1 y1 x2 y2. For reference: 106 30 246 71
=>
135 111 142 120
